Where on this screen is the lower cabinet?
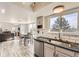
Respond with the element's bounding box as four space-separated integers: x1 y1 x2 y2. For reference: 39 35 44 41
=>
56 47 75 57
44 43 75 57
34 40 78 57
44 43 54 57
74 53 79 57
55 51 70 57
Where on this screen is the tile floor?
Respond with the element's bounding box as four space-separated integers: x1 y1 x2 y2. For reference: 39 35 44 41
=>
0 37 34 57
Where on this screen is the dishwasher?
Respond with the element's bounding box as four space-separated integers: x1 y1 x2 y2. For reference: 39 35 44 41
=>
34 40 44 57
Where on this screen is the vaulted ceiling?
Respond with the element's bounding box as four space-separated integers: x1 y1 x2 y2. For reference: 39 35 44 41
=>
14 2 52 11
0 2 79 24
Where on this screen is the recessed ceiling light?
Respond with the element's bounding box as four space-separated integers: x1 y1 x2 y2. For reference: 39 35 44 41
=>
1 9 5 14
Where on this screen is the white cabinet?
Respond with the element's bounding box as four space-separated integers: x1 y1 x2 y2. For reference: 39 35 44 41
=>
37 16 43 26
44 43 54 57
56 51 70 57
37 16 50 30
34 40 44 57
44 43 75 57
44 46 54 57
34 40 77 57
56 47 74 57
36 16 44 35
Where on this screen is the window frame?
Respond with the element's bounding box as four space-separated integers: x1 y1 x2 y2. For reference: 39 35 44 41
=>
49 12 78 33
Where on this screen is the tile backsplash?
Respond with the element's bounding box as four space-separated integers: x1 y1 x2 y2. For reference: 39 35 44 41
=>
37 29 79 43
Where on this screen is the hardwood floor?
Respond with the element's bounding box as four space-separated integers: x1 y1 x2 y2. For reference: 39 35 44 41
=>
0 37 34 57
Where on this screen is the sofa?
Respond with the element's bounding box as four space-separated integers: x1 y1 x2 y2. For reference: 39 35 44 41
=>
0 31 14 42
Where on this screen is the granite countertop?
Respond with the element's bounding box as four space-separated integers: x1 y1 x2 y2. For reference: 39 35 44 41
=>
34 36 79 53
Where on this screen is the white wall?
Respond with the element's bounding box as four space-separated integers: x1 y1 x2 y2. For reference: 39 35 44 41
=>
0 22 16 32
20 24 28 34
34 2 79 17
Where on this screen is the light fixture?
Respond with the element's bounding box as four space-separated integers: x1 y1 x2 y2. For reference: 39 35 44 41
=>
53 5 64 13
32 2 36 7
1 9 5 14
31 2 36 11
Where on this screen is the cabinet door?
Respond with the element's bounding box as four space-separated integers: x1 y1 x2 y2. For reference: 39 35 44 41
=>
37 16 43 25
44 43 54 57
56 47 74 57
73 52 79 57
44 46 54 57
56 51 69 57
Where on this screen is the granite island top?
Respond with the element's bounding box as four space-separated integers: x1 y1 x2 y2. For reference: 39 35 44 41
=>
34 36 79 53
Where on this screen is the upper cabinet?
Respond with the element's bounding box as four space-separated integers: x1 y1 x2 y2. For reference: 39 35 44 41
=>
37 16 44 29
37 16 43 25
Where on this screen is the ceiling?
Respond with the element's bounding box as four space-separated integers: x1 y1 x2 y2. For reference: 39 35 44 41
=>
0 2 79 24
0 2 33 24
0 2 52 24
14 2 52 11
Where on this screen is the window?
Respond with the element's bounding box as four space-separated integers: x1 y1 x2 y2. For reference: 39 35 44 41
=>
50 13 77 32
